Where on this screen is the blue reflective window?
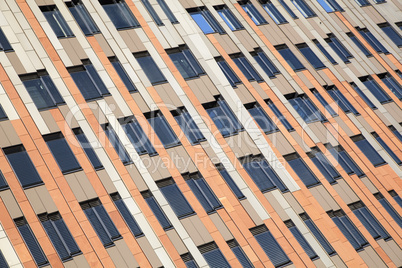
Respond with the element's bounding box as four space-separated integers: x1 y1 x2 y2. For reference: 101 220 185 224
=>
157 0 178 23
381 74 402 100
380 24 402 47
313 90 338 116
373 133 401 165
251 226 291 267
351 83 376 109
142 0 163 25
169 48 204 79
217 59 242 87
267 100 294 131
159 179 195 218
358 28 388 53
186 173 222 213
276 45 305 71
68 0 99 35
390 126 402 142
22 74 65 110
0 250 9 268
326 34 353 63
200 243 231 267
329 210 368 250
174 108 206 145
262 1 288 24
103 124 133 165
291 0 316 17
4 145 43 188
0 170 8 190
376 193 402 228
40 213 81 261
286 153 320 187
316 0 343 12
42 5 74 38
228 240 253 268
81 200 121 246
0 105 6 120
205 99 243 137
241 2 268 25
361 76 391 103
279 0 298 18
73 128 103 170
327 87 359 115
248 104 279 133
218 166 245 199
309 150 341 184
143 191 172 229
297 44 326 69
232 55 263 82
353 135 386 166
189 8 224 34
301 213 336 255
216 6 244 30
286 220 318 259
148 112 181 148
0 28 12 51
100 0 140 29
389 190 402 208
70 64 110 100
328 146 364 177
112 194 143 237
253 50 280 77
44 133 81 174
15 218 48 266
243 157 288 192
135 53 167 84
348 33 372 56
288 94 326 123
182 253 199 268
111 60 137 92
121 118 156 156
355 0 370 5
314 40 337 64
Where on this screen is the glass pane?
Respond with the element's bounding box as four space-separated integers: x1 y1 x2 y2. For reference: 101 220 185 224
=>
157 0 178 23
0 28 12 51
115 199 143 236
288 158 320 187
249 106 278 133
69 4 99 35
289 225 317 259
299 46 325 69
23 78 55 110
254 231 291 267
170 52 198 79
219 168 244 199
103 2 139 29
46 137 81 173
136 55 167 84
6 149 43 188
148 116 180 147
104 127 132 164
142 0 163 25
355 138 386 166
111 61 137 92
191 12 215 34
75 131 103 169
161 184 194 217
145 196 172 229
43 10 74 38
263 3 287 24
277 47 305 71
84 208 113 245
71 71 102 100
42 220 70 260
18 224 48 266
203 248 231 267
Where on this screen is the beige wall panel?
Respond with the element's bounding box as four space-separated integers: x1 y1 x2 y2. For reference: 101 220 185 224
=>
346 62 366 78
358 246 387 268
131 92 151 113
341 12 359 28
141 155 164 181
63 259 78 268
264 191 290 221
374 110 392 125
290 131 311 152
200 75 220 96
367 57 386 74
59 38 82 66
186 78 215 104
330 255 347 268
36 185 58 214
94 34 115 57
104 96 124 119
238 131 261 156
0 190 23 219
225 135 244 158
126 163 149 192
268 132 295 156
308 20 330 38
89 102 108 125
25 187 47 215
126 29 147 52
71 255 90 268
383 102 402 122
166 229 189 255
280 24 304 44
0 121 21 146
309 122 330 144
316 70 335 86
119 31 138 53
240 199 264 225
166 146 197 174
189 215 213 244
40 110 60 133
68 38 87 60
96 169 117 193
272 74 297 95
283 192 304 214
380 54 397 70
377 239 402 266
333 65 352 82
297 72 314 89
313 258 326 268
215 34 240 54
334 116 354 137
59 105 80 129
328 13 350 33
362 6 387 24
234 30 257 52
6 52 26 75
115 239 139 267
234 84 255 104
200 141 220 164
107 244 129 268
260 25 282 46
209 213 233 241
64 173 87 202
137 236 163 267
356 115 374 133
0 126 11 148
309 185 340 211
360 177 378 193
253 82 269 99
180 216 204 246
177 0 197 9
332 179 359 204
75 171 98 200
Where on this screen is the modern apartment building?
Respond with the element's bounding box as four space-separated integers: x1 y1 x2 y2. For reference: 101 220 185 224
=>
0 0 401 267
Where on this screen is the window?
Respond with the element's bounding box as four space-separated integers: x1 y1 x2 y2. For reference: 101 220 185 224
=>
351 82 376 109
39 213 81 261
246 102 279 134
325 34 353 63
389 125 402 142
157 0 178 23
360 76 391 103
4 145 43 188
250 225 292 267
375 192 402 228
0 28 12 51
168 47 204 79
297 43 326 69
99 0 140 29
316 0 343 12
216 57 242 87
262 0 288 24
67 0 100 35
379 23 402 47
287 93 326 123
373 0 386 3
291 0 316 17
73 128 103 170
199 242 230 267
358 28 388 53
158 178 195 218
188 7 224 34
327 145 364 177
227 240 253 268
252 49 280 77
354 0 370 6
279 0 298 18
215 5 244 30
267 100 294 131
349 201 390 240
347 33 372 57
285 220 318 259
389 190 402 208
242 155 288 192
352 135 386 166
372 132 401 165
69 63 110 100
327 86 359 115
300 213 336 255
142 0 163 25
120 117 157 156
185 173 222 213
312 89 338 116
111 193 143 237
231 54 263 82
109 58 137 92
102 123 133 165
0 250 9 268
147 111 181 148
240 1 268 25
328 210 368 250
21 72 65 110
217 164 245 199
44 132 82 174
285 153 320 187
204 98 243 137
0 170 8 190
308 149 341 184
15 218 48 266
142 190 172 229
173 108 206 145
135 52 167 84
276 44 305 71
0 104 8 121
313 40 337 64
81 199 121 246
181 253 199 268
41 5 74 38
379 73 402 100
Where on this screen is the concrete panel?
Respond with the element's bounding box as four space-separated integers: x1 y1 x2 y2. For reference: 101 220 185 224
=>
166 229 188 255
0 190 23 219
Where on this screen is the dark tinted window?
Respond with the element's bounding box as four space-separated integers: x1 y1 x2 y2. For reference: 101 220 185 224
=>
227 240 253 268
360 76 391 103
328 146 364 177
232 54 263 82
297 43 326 69
285 153 320 187
348 33 371 56
168 48 204 79
73 128 103 170
267 100 294 131
285 220 318 259
111 193 143 237
262 0 288 24
317 0 343 12
142 0 163 25
189 8 224 34
287 94 326 123
291 0 315 17
379 23 402 47
240 2 267 25
326 34 353 63
135 53 167 84
102 123 133 165
375 193 402 228
216 58 241 87
247 103 279 133
143 191 172 229
279 0 298 18
70 64 109 100
157 0 178 23
0 28 12 51
173 108 205 145
380 73 402 100
185 173 222 213
216 6 244 30
0 170 8 190
276 45 305 71
110 59 137 92
309 150 341 184
0 250 9 268
121 118 157 155
68 0 99 35
205 99 243 137
217 165 245 199
352 135 386 166
358 28 388 53
351 82 376 109
0 104 7 120
147 112 181 148
312 89 338 116
41 5 74 38
373 133 401 165
199 242 231 267
252 50 280 77
99 0 140 29
314 40 337 64
158 178 195 218
327 86 359 115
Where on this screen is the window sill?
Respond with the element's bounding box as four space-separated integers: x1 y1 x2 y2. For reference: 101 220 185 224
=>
117 25 141 31
178 212 197 220
57 35 76 39
164 142 182 149
373 162 387 167
151 80 169 86
256 22 269 26
62 167 83 175
23 182 45 190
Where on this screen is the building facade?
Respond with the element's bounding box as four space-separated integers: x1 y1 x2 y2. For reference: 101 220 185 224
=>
0 0 401 267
